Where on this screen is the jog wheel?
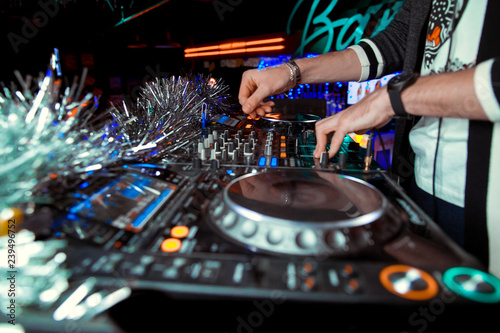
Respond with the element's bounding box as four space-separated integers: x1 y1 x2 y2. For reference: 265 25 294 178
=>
208 170 402 257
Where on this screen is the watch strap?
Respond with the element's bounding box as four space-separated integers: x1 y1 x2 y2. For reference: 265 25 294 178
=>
388 88 408 117
387 72 418 118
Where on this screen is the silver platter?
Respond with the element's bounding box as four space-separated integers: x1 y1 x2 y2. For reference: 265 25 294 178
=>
208 170 402 257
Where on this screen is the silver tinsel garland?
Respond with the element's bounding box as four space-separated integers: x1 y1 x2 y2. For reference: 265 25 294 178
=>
0 70 122 210
107 74 231 160
0 65 232 210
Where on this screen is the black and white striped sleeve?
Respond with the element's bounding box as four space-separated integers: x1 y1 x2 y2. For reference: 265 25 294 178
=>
348 39 386 82
474 58 500 122
346 0 418 81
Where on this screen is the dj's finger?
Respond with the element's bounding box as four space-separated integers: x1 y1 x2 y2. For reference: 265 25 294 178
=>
314 117 336 158
238 70 257 107
248 110 257 119
261 100 275 108
314 131 328 158
241 88 270 115
256 107 267 117
257 103 274 115
328 131 346 158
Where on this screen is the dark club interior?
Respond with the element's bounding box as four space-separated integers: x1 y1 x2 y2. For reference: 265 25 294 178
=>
1 1 499 332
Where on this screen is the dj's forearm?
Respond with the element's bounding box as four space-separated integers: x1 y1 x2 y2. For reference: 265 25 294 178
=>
401 67 491 121
294 48 363 84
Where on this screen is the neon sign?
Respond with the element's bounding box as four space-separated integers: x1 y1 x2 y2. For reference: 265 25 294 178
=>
288 0 404 56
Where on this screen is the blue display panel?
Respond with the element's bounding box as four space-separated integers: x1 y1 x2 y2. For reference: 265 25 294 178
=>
69 173 176 232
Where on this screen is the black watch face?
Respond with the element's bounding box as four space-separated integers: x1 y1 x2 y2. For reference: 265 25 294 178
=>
389 76 402 85
388 75 403 89
389 73 415 89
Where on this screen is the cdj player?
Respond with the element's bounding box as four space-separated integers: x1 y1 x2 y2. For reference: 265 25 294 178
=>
15 112 500 332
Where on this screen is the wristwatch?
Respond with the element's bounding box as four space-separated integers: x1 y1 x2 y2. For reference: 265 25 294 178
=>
387 72 418 118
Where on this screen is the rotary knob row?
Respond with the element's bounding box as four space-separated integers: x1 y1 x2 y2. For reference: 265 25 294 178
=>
210 196 323 256
208 194 397 257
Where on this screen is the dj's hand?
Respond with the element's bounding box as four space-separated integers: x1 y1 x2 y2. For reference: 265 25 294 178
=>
314 86 394 159
239 65 294 118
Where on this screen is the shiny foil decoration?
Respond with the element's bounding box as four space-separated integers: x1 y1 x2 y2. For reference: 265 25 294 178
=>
0 69 123 210
1 66 232 209
107 74 232 160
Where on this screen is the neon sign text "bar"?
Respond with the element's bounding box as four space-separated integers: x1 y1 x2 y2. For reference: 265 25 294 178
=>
288 0 404 56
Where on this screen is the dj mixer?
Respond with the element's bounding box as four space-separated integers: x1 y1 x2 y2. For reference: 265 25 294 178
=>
13 112 500 332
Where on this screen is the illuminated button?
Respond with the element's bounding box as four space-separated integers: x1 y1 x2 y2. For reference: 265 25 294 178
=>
280 152 287 158
212 202 224 217
267 229 284 245
328 269 340 287
341 264 356 278
379 265 438 301
221 211 237 229
327 230 347 248
443 267 500 303
241 220 258 238
258 157 266 167
298 259 318 278
280 142 286 148
286 263 297 290
280 136 286 140
296 229 317 249
345 279 361 294
171 226 189 238
271 157 278 167
232 263 245 284
161 238 182 253
302 277 316 292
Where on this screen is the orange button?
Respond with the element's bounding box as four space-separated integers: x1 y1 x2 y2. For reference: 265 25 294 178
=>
0 208 24 237
349 279 359 291
379 265 439 301
344 264 354 276
304 277 315 289
161 238 182 253
171 226 189 238
280 142 286 147
280 152 287 158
